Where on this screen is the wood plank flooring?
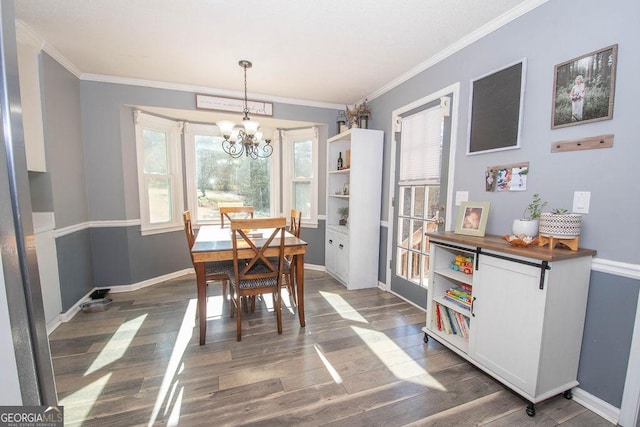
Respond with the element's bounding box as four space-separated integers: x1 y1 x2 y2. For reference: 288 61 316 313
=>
48 270 612 426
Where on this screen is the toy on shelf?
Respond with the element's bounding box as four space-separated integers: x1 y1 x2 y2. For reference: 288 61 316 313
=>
450 254 473 274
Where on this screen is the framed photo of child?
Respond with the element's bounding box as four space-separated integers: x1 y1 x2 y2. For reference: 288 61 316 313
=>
551 44 618 129
455 201 490 237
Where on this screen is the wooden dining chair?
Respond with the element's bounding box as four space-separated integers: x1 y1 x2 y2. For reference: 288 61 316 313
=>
183 211 233 306
229 217 286 341
219 206 254 228
283 209 302 304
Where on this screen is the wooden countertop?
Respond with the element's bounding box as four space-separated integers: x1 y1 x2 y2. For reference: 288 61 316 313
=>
427 231 596 262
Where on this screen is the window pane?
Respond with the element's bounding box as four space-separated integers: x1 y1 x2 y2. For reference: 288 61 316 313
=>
193 135 271 221
293 182 310 217
147 176 171 223
293 140 312 178
143 129 168 174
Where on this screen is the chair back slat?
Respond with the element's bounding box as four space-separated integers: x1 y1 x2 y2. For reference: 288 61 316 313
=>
183 211 195 261
220 206 254 228
290 209 302 238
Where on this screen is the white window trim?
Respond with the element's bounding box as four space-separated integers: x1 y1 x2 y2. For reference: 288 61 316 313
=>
281 127 318 228
134 110 184 235
183 122 280 226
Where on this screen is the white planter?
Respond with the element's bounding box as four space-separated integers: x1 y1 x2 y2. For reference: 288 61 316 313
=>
512 219 539 237
539 213 582 238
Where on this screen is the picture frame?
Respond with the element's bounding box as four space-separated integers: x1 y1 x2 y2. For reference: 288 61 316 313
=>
455 201 490 237
551 44 617 129
467 59 526 155
195 94 273 117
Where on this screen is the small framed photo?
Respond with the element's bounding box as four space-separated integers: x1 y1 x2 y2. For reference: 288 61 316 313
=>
551 44 617 129
455 201 491 237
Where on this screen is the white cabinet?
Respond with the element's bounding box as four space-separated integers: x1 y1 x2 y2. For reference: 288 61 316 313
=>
424 232 595 416
325 128 383 290
326 229 348 284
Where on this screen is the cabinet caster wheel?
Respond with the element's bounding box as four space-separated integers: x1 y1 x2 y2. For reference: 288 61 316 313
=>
563 390 573 400
423 332 429 343
526 404 535 417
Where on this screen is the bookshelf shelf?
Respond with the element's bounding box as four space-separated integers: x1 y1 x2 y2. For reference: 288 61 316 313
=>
424 232 595 416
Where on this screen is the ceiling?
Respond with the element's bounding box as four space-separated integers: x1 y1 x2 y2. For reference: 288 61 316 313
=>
14 0 542 123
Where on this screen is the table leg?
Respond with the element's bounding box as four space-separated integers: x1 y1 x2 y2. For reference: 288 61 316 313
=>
295 254 305 327
195 262 207 345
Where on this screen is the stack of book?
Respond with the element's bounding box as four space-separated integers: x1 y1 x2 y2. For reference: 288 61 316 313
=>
443 284 472 310
434 302 470 339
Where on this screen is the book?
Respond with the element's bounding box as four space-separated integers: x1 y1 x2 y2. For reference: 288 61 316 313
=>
456 312 469 339
438 304 453 334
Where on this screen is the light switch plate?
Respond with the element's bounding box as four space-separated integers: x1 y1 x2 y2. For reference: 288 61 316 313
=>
573 191 590 214
455 191 469 206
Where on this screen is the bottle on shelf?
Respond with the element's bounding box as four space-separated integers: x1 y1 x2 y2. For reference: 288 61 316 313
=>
337 152 343 170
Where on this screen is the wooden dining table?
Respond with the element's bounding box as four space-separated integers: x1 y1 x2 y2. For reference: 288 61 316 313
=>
191 225 308 345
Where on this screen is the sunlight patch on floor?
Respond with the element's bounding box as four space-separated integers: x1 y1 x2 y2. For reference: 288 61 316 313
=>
59 373 111 424
351 325 445 390
314 344 343 384
84 314 147 376
166 386 184 426
147 299 197 426
319 291 368 323
205 295 225 319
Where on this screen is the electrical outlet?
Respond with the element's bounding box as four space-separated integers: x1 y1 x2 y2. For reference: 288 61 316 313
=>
573 191 590 214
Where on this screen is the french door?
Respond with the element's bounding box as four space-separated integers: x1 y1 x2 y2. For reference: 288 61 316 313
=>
389 86 457 306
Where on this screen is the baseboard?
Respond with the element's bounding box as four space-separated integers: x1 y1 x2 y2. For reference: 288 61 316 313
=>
303 263 325 272
573 387 619 425
51 269 194 335
106 269 193 293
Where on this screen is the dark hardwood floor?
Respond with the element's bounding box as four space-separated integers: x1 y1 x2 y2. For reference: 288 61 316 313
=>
49 270 612 426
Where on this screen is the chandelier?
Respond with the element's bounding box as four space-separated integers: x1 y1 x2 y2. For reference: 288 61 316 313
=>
216 60 273 159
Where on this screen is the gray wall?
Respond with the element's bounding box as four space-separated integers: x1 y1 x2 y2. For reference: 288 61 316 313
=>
368 0 640 408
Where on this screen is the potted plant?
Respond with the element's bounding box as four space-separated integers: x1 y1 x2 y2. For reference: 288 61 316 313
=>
512 193 547 237
539 208 582 238
337 206 349 226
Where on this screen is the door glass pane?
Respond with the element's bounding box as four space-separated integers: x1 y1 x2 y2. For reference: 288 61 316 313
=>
414 186 425 218
143 129 168 174
193 135 271 221
401 187 411 216
147 176 171 223
397 248 408 279
408 251 422 284
398 218 410 247
411 219 423 252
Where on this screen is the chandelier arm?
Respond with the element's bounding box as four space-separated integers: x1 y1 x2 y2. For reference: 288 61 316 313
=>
222 139 245 158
